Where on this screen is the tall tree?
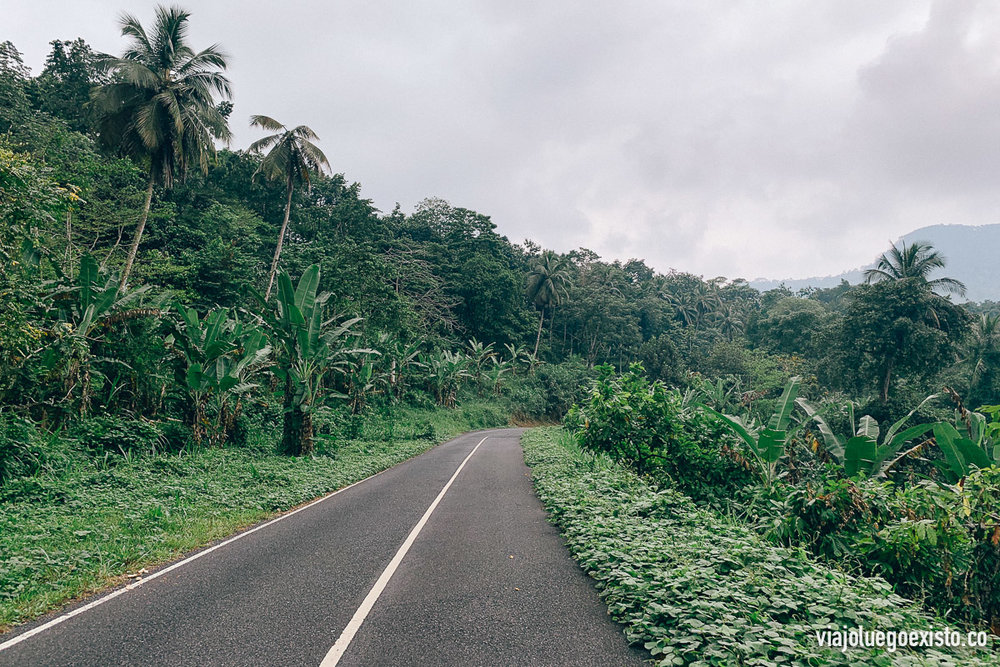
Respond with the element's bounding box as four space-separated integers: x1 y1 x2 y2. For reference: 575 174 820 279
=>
526 250 572 358
843 279 970 403
964 313 1000 403
33 39 107 132
248 115 330 300
91 5 232 291
0 41 31 132
864 240 967 297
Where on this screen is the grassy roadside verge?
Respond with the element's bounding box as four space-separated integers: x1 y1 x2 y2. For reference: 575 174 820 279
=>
0 402 509 632
522 427 997 666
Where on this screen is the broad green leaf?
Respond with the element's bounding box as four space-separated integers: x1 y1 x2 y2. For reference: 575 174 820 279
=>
932 422 968 480
767 377 800 431
873 423 935 475
758 428 787 463
954 436 993 471
796 398 846 462
856 415 879 440
884 393 938 444
78 254 99 307
703 406 759 456
276 272 296 326
844 435 878 477
294 264 321 314
186 363 204 391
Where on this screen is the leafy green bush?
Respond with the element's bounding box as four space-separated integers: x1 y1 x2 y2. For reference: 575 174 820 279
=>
503 358 596 421
532 358 596 419
0 414 41 484
756 466 1000 632
566 363 753 501
69 417 166 456
523 427 997 665
872 469 1000 632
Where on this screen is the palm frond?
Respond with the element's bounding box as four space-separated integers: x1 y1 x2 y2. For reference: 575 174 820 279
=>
250 115 286 132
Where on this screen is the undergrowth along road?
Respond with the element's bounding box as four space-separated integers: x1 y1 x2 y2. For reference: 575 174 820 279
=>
521 427 998 666
0 402 509 631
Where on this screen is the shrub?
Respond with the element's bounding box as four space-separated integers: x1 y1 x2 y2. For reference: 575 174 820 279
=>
566 363 753 501
759 465 1000 632
504 358 596 421
0 413 41 483
69 417 166 456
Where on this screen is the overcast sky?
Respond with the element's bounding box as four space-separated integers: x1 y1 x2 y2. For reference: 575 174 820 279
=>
9 1 1000 280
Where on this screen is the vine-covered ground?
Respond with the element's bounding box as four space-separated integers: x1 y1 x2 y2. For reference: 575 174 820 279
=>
522 427 997 666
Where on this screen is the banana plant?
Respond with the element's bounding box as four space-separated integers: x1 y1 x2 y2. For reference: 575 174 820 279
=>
165 305 270 445
703 377 802 487
930 422 995 482
466 338 496 395
973 404 1000 463
366 334 425 401
387 339 424 400
681 375 742 414
255 264 365 455
42 253 157 415
423 350 471 407
345 353 387 414
483 357 512 396
800 394 938 477
503 343 530 375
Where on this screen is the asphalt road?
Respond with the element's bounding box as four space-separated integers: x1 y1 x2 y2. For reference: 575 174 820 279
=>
0 428 648 666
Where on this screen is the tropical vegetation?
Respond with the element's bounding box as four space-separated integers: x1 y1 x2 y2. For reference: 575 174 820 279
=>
2 4 1000 662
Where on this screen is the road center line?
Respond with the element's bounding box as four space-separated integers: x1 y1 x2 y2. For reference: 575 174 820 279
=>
319 436 488 667
0 448 408 653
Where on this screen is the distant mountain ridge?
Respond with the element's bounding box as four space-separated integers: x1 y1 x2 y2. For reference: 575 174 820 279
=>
749 223 1000 303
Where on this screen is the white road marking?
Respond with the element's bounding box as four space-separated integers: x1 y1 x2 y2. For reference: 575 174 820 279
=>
0 457 402 653
319 436 488 667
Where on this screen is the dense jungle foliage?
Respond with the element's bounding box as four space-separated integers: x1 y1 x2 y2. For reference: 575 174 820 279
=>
3 7 1000 652
566 366 1000 637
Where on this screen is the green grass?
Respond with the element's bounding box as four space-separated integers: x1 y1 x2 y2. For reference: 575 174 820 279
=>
0 401 510 631
522 427 997 666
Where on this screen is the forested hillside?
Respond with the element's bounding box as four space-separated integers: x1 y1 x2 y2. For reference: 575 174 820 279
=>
2 8 999 655
3 27 999 436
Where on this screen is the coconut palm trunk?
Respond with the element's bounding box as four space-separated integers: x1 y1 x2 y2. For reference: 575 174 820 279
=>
533 308 545 357
119 178 154 292
265 175 294 300
881 359 894 404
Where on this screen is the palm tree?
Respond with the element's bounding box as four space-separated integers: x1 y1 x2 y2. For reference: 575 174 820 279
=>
92 5 232 291
692 282 722 328
718 304 745 341
864 240 966 297
248 115 331 300
965 313 1000 396
665 292 698 328
525 251 573 358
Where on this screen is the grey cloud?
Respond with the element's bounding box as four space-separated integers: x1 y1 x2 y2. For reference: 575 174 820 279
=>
8 1 997 280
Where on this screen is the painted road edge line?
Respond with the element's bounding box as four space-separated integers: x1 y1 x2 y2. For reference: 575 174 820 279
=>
0 457 401 653
320 436 489 667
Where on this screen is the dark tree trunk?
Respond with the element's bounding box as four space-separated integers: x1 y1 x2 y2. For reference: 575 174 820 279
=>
880 359 894 404
281 375 314 456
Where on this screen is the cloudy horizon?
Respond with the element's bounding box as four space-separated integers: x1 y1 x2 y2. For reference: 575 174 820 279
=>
9 1 999 281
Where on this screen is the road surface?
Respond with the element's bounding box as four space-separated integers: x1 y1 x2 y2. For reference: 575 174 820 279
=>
0 428 648 666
